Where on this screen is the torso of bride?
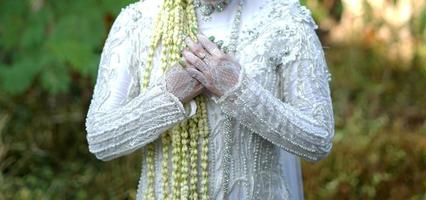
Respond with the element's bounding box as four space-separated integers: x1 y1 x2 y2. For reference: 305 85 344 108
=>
104 0 315 199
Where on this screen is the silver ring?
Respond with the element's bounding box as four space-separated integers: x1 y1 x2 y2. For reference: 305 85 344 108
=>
200 55 208 63
199 53 207 60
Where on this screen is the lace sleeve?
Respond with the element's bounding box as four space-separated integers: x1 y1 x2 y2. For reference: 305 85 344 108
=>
84 6 190 161
214 18 334 162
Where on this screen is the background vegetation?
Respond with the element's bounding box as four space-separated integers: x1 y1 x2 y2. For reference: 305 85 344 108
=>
1 0 425 199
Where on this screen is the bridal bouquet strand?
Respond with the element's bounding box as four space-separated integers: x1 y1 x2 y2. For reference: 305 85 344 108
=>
139 0 210 199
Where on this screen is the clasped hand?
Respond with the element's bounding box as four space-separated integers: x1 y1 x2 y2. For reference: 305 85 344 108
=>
182 34 241 97
165 33 241 103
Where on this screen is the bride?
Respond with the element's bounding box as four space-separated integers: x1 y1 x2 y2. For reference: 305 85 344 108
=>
85 0 335 199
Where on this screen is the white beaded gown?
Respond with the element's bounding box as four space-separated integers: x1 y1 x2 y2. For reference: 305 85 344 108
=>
84 0 335 199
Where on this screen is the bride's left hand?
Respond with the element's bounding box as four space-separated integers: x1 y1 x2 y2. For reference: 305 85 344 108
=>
181 33 241 97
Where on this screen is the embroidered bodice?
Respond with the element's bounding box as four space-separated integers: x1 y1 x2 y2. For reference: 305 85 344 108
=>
84 0 335 199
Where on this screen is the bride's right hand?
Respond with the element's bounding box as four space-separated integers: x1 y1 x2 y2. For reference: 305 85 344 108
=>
165 63 204 104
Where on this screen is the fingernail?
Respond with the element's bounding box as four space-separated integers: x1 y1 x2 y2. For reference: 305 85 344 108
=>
178 59 185 67
191 26 198 33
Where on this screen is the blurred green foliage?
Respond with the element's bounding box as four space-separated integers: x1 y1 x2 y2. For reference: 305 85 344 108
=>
0 0 134 94
1 0 426 199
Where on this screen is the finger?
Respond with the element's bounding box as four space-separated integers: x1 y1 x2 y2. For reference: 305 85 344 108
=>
178 58 187 67
185 63 212 83
182 50 209 73
197 33 225 58
186 68 209 86
182 83 204 103
185 63 197 71
184 37 210 59
181 57 192 68
202 56 220 68
194 82 204 93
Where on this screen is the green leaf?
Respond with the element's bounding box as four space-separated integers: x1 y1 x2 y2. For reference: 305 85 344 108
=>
420 8 426 33
47 39 97 76
0 59 42 94
20 8 51 49
40 63 70 94
0 1 28 51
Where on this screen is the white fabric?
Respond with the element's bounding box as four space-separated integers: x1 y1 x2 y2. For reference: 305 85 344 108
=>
84 0 334 199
